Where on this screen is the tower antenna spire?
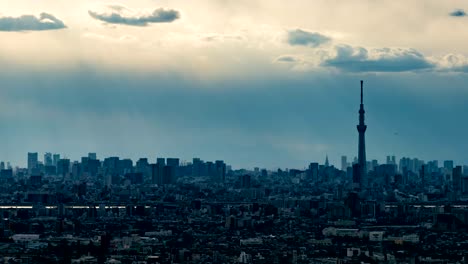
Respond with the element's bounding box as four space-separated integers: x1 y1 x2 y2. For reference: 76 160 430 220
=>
357 80 367 189
360 80 363 104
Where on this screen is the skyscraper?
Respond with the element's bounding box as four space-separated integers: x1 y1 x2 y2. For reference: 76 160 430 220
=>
357 80 367 188
53 154 60 166
27 152 38 174
341 156 348 171
453 166 462 192
88 153 97 160
44 152 53 166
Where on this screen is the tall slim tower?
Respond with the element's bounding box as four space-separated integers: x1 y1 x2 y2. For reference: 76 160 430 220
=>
357 80 367 188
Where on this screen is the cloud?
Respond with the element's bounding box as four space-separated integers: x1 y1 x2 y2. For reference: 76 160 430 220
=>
450 9 466 17
88 5 180 26
322 45 434 72
287 29 331 47
0 13 66 31
275 55 297 63
438 54 468 72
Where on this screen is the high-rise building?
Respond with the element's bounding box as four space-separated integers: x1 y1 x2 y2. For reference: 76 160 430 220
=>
53 154 60 166
27 152 38 174
341 156 348 171
88 153 97 160
192 158 202 177
215 160 226 183
308 163 319 182
136 158 149 178
453 166 462 192
57 159 70 176
167 158 179 167
444 160 454 171
44 153 53 166
356 80 367 188
157 158 166 166
103 157 119 175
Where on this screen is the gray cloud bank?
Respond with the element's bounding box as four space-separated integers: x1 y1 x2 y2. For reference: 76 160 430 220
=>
288 29 330 47
88 8 180 26
2 69 468 168
450 9 466 17
0 13 66 31
322 45 434 72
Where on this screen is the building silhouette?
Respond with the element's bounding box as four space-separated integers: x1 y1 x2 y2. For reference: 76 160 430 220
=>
357 80 367 188
27 152 38 174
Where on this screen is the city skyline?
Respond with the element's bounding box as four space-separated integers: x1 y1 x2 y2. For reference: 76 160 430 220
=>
2 1 468 168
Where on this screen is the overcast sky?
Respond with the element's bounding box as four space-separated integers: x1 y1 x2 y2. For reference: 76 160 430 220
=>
1 0 468 169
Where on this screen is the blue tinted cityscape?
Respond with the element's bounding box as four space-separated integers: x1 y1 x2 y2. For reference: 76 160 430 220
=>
0 81 466 263
3 1 468 263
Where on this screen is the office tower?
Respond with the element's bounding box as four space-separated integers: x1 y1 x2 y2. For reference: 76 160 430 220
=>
206 161 215 177
103 157 119 175
72 162 82 179
164 165 175 184
156 158 165 181
386 156 391 165
215 160 226 183
81 157 90 174
27 152 38 173
150 164 159 185
167 158 180 179
44 153 53 166
88 153 97 160
136 158 149 177
341 156 347 171
53 154 60 166
444 160 454 171
453 166 462 192
166 158 180 167
88 159 100 177
157 158 166 166
308 163 319 182
57 159 70 176
192 158 202 177
357 80 367 188
325 155 329 167
118 159 133 174
151 158 166 186
0 162 4 171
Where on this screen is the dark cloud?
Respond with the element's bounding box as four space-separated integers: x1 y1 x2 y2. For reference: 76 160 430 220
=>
0 13 66 31
88 7 180 26
450 9 466 17
451 65 468 72
276 55 297 62
287 29 331 47
322 45 434 72
2 69 468 168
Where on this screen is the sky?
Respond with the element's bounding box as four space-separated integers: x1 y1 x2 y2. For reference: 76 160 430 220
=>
1 0 468 169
